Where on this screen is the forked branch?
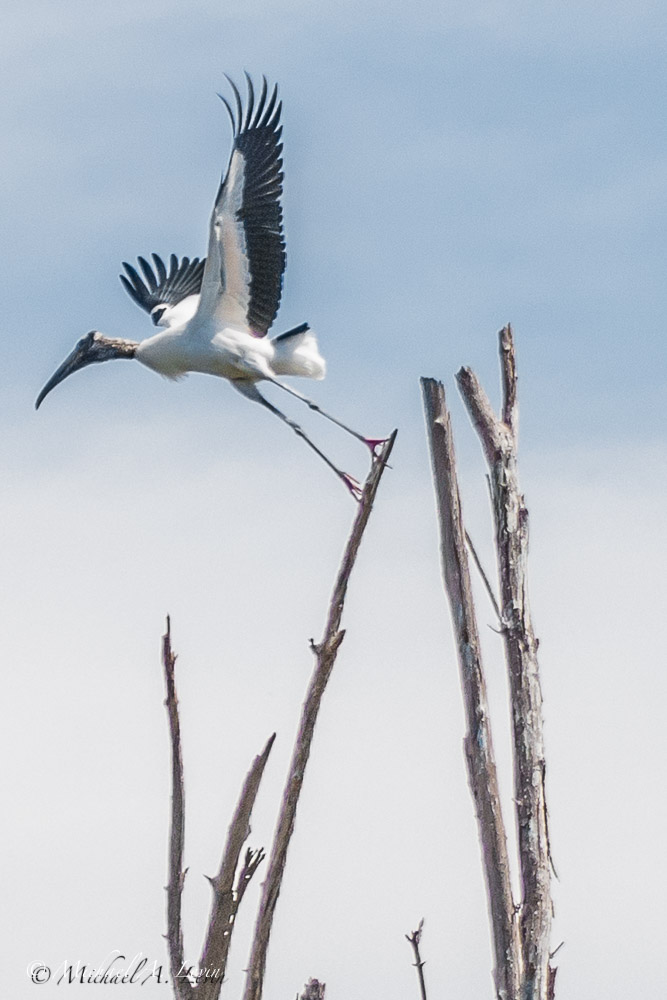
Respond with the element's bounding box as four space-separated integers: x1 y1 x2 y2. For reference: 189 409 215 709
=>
421 326 553 1000
456 326 552 998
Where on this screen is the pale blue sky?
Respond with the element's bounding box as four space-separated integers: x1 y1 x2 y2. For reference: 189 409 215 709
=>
2 2 666 998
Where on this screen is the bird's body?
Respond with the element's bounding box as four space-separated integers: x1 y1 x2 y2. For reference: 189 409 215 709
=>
135 318 324 384
36 76 385 498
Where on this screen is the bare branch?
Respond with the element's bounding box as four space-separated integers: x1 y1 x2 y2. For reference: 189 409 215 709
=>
500 323 518 439
456 328 552 1000
456 367 506 468
162 617 194 1000
465 529 502 624
421 380 523 1000
242 433 397 1000
405 919 428 1000
197 735 276 1000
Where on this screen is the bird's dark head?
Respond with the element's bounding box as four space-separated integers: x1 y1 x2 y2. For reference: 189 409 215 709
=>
35 331 137 410
150 305 167 326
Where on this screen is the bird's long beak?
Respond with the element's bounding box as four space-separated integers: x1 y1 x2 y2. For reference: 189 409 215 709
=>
36 353 84 410
36 331 136 410
35 336 96 410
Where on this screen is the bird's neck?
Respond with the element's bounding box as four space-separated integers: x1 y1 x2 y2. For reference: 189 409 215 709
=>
95 334 138 359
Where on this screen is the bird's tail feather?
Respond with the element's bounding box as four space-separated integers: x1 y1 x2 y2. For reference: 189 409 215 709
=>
271 323 325 380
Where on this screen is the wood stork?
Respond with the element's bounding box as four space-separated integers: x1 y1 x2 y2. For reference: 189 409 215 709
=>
35 75 387 499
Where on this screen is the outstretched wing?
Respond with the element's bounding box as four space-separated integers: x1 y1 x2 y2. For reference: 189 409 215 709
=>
120 254 205 327
196 75 285 337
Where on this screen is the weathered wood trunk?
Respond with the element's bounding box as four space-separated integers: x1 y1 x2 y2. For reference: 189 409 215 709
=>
422 327 553 1000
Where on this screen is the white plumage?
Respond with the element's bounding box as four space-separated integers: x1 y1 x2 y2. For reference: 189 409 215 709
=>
36 76 385 498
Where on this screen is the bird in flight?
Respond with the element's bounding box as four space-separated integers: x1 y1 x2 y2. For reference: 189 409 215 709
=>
36 75 386 499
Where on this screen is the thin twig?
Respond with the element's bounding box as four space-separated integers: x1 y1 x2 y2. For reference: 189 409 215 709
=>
465 529 502 624
405 919 428 1000
242 433 397 1000
550 942 565 960
162 618 194 1000
421 380 522 1000
234 847 266 911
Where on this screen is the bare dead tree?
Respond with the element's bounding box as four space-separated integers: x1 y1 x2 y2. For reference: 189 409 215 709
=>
405 920 428 1000
163 620 191 1000
421 327 553 1000
163 621 274 1000
421 377 522 1000
243 432 397 1000
457 328 552 998
162 434 396 1000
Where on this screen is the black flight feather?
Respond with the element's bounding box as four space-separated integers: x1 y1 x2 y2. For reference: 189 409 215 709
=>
217 75 286 336
120 254 205 315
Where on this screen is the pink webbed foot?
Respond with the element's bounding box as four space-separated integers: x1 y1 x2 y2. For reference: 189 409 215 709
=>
364 437 392 459
341 472 363 502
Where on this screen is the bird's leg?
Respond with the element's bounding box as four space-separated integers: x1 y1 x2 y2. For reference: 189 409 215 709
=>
244 386 363 501
265 377 389 458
